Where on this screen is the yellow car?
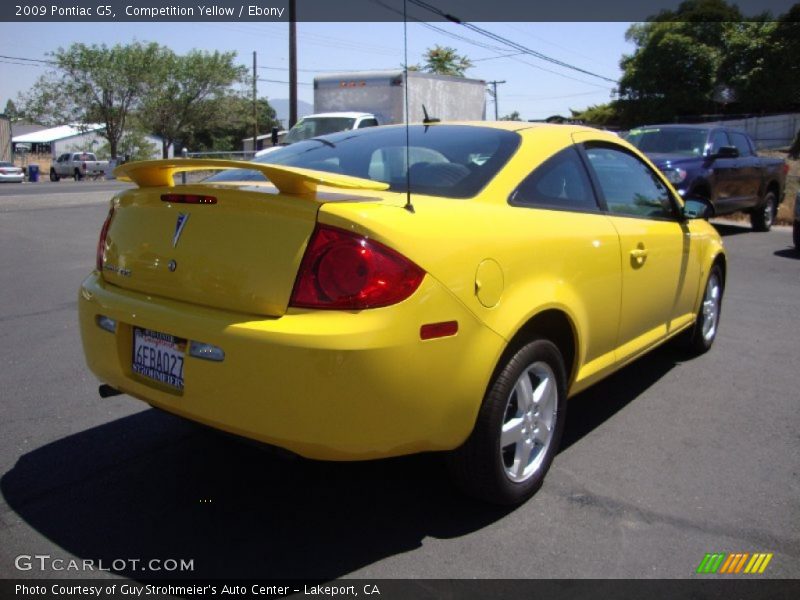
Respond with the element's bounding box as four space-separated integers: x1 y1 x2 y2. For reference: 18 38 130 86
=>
79 122 725 505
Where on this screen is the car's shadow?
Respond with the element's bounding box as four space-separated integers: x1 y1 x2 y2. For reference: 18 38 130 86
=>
1 346 683 580
561 344 681 451
774 247 800 260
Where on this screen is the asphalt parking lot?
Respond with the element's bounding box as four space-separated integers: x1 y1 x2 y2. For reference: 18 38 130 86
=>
0 181 798 581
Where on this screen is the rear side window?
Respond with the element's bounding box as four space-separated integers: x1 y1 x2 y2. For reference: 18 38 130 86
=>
509 146 598 212
585 145 677 219
729 132 754 157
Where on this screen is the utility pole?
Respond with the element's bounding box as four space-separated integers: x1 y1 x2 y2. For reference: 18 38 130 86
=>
252 51 258 155
289 0 297 128
487 80 506 120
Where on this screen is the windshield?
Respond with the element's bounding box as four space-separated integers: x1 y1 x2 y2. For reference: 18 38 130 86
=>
207 125 521 199
626 127 709 156
284 117 357 144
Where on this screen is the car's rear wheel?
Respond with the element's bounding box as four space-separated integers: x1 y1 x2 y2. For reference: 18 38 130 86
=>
751 191 776 232
74 168 83 181
794 220 800 250
685 264 724 355
447 339 566 505
49 169 59 182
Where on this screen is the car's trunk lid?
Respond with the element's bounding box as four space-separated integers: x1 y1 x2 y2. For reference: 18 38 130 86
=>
100 159 390 317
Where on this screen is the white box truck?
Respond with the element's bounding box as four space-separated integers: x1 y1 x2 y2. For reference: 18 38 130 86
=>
313 70 487 125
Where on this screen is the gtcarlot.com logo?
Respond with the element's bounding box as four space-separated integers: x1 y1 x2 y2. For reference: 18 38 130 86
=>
696 552 773 574
14 554 194 573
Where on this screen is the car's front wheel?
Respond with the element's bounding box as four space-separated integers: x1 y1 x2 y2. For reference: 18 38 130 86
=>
751 191 776 232
685 264 724 354
447 339 567 505
49 169 59 182
794 219 800 250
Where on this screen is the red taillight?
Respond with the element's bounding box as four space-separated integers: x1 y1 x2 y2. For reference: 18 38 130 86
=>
290 225 425 310
96 206 115 272
161 193 217 204
783 163 790 176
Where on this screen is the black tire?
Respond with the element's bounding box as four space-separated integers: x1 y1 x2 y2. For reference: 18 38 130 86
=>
74 168 83 181
793 220 800 250
49 169 59 182
751 191 776 232
447 339 567 505
684 264 724 355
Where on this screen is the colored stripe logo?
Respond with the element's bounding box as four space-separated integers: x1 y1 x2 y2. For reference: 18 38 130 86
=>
696 552 773 574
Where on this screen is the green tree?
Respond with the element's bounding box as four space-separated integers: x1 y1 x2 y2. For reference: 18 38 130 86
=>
21 42 165 158
570 103 618 126
95 126 159 161
137 50 247 158
3 99 21 120
422 45 472 77
617 21 721 123
500 110 522 121
613 0 799 124
187 95 279 152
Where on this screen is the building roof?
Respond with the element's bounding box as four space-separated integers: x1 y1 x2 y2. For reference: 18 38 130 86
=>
8 122 49 138
12 124 104 144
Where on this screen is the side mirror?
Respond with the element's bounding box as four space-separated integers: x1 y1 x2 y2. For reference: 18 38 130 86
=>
683 197 714 220
708 145 739 160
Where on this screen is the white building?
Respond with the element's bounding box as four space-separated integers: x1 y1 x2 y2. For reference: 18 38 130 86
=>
11 124 169 159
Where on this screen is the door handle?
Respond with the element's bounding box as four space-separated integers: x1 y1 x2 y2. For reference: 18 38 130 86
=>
630 245 648 267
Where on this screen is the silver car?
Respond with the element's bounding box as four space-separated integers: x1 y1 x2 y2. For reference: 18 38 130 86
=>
0 161 24 183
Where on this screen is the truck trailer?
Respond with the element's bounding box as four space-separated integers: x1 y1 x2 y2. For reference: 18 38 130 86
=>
313 70 487 125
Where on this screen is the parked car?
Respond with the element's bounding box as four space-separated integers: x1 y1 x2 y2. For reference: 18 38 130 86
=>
0 161 24 183
625 124 788 231
50 152 109 181
81 123 726 505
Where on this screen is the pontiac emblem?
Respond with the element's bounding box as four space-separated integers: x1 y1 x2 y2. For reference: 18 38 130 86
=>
172 213 190 248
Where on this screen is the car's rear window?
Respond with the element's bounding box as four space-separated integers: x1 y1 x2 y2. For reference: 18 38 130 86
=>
207 125 521 199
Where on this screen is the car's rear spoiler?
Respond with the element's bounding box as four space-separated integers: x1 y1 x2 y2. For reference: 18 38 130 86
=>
114 159 389 195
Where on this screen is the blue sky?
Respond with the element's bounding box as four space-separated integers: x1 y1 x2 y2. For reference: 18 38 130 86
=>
0 21 633 124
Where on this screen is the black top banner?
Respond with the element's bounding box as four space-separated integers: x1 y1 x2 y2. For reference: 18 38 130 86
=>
1 0 798 23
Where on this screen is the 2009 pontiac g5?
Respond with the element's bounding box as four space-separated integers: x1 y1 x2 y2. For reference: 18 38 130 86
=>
79 122 725 505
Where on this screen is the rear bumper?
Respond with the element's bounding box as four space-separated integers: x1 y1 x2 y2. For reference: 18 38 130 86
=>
79 272 504 460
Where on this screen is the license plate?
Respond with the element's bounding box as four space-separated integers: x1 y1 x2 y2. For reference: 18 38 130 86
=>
132 327 186 391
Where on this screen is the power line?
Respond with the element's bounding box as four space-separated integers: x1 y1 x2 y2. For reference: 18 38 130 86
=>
256 77 312 86
366 0 615 90
257 65 343 73
406 0 618 84
0 54 54 65
0 59 48 67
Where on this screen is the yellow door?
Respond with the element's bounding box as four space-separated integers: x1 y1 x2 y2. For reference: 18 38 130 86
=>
607 216 688 360
582 143 692 361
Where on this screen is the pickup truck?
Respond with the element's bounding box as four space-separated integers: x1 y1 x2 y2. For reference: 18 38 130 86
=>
49 152 109 182
255 112 378 157
626 124 788 231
